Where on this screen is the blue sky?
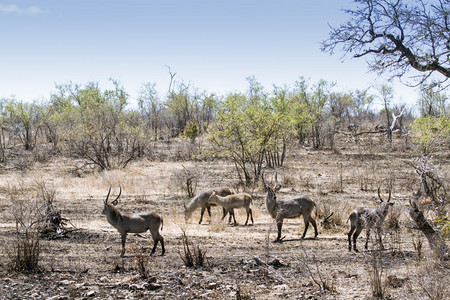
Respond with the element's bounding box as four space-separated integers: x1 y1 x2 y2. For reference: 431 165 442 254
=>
0 0 419 108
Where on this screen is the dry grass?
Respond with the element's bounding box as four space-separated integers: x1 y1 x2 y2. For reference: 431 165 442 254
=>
3 183 44 273
0 135 448 299
179 230 208 268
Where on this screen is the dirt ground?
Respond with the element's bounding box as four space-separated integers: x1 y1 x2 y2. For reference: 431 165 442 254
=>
0 134 448 299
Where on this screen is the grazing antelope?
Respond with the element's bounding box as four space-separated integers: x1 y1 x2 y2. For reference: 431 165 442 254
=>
208 190 254 226
347 188 394 252
102 186 165 257
184 187 234 224
262 172 318 242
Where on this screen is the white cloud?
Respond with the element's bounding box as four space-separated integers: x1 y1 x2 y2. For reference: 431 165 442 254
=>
0 4 46 14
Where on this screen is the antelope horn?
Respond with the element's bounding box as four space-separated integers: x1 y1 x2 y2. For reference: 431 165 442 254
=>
114 185 122 203
324 212 334 222
377 187 384 202
105 185 112 204
387 187 392 202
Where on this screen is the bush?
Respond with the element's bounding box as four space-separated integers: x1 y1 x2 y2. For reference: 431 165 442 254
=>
5 184 45 273
179 230 207 268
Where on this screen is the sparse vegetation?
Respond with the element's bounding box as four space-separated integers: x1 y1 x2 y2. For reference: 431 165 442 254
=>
2 0 450 297
367 246 388 299
0 67 447 299
179 230 207 268
0 134 448 298
5 183 44 273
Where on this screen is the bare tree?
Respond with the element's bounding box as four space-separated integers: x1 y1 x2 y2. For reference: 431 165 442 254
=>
408 156 448 260
321 0 450 87
138 82 163 141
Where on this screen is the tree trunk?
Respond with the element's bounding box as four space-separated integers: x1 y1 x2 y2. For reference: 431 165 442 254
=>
409 200 448 260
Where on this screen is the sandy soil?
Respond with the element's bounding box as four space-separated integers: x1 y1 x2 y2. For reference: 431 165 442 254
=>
0 136 448 299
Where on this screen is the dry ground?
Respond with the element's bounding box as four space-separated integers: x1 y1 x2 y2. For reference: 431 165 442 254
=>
0 134 448 299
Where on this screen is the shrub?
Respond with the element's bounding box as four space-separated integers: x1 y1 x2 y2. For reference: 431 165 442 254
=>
5 184 45 273
179 230 207 268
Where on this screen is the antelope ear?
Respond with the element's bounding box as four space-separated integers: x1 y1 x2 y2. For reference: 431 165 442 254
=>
275 184 282 192
111 199 119 206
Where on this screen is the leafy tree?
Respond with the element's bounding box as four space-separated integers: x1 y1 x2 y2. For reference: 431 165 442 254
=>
182 119 199 143
291 78 332 148
209 78 304 184
209 82 279 185
4 99 41 150
209 93 258 184
50 80 142 169
321 0 450 87
266 86 297 167
166 82 192 136
412 115 450 154
412 87 449 154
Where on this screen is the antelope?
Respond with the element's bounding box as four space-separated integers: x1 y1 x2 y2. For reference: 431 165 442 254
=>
347 187 394 252
208 190 254 226
102 186 165 257
262 172 318 242
184 187 234 224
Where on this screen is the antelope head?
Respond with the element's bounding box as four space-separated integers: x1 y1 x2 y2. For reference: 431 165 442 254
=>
102 185 122 215
377 186 394 211
208 190 218 204
262 171 281 201
183 203 191 221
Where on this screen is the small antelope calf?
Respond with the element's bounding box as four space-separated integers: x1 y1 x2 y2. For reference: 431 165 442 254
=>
347 188 394 252
208 190 254 226
102 186 165 257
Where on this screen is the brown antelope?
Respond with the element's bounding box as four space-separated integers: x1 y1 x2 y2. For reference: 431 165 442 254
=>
184 187 234 224
208 190 254 226
262 172 318 242
102 186 165 257
347 187 394 252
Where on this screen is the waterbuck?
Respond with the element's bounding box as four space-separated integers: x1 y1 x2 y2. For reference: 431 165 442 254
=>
184 187 234 224
262 172 318 242
208 190 254 226
102 186 165 257
347 187 394 252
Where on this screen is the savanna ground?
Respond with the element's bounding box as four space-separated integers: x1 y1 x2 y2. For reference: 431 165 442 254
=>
0 133 448 299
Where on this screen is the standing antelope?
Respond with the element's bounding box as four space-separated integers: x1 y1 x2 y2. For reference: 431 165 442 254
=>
102 186 165 257
208 190 254 226
184 187 234 224
347 188 394 252
262 172 318 242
